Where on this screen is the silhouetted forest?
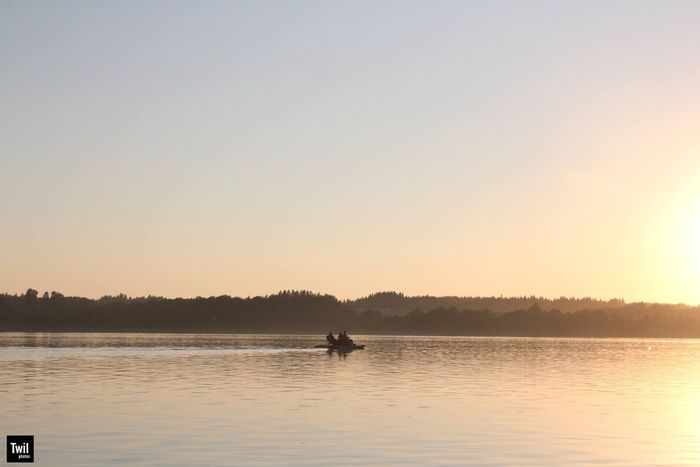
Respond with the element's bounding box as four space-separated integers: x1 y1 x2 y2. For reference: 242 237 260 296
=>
2 289 700 337
348 291 626 315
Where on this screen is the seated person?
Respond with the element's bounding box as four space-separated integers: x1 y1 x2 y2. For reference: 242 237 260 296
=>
340 331 353 345
326 331 337 345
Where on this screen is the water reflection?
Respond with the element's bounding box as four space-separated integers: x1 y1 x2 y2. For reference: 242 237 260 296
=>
327 348 355 359
2 333 700 465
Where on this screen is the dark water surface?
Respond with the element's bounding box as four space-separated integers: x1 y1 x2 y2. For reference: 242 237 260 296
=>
2 333 700 465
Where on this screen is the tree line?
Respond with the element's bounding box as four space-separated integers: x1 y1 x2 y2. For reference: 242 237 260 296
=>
347 291 625 314
2 289 700 337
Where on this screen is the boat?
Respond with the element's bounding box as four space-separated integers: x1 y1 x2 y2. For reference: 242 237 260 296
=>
314 343 366 350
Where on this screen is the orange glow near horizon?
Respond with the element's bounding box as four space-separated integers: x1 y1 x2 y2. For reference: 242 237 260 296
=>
3 2 700 305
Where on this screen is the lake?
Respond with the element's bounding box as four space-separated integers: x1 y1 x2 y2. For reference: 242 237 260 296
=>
1 333 699 465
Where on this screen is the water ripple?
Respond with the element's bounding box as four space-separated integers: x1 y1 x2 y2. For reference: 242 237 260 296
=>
2 333 700 465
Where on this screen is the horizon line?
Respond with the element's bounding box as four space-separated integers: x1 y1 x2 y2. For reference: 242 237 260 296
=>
5 288 697 307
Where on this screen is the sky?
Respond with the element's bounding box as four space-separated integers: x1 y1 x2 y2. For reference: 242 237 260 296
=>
2 0 700 303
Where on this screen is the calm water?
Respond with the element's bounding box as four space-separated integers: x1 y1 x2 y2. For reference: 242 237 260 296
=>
2 333 700 465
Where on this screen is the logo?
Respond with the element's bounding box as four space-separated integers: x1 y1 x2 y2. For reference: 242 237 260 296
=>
6 436 33 463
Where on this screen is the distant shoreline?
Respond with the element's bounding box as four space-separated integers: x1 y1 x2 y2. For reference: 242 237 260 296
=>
2 330 700 341
3 290 700 338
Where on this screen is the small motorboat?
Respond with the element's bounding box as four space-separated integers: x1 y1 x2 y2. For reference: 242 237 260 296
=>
314 343 366 350
318 332 364 351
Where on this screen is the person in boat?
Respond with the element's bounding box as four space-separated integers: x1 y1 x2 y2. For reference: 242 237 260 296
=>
337 331 353 346
326 331 337 345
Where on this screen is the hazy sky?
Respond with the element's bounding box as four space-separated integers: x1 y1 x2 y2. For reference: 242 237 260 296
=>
2 0 700 303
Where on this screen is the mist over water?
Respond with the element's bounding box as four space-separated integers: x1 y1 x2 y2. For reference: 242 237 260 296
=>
2 333 700 465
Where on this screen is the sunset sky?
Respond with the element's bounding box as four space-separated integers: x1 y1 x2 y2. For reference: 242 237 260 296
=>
2 1 700 303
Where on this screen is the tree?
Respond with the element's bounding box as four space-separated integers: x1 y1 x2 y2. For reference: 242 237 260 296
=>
50 291 64 300
24 288 38 303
